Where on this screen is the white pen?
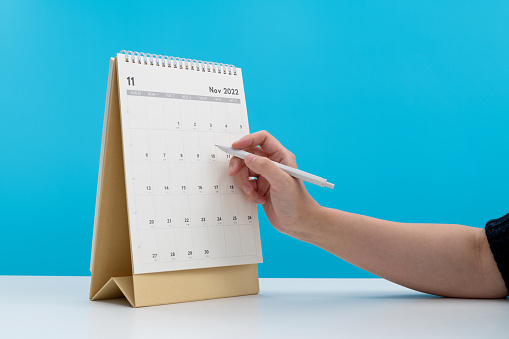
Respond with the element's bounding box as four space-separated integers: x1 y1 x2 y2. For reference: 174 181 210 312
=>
215 145 335 189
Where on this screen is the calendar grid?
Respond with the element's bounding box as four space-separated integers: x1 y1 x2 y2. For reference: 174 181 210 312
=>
125 92 258 265
118 59 262 274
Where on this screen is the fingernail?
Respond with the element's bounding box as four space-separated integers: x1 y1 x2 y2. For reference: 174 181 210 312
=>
245 154 255 165
243 184 252 195
256 197 265 204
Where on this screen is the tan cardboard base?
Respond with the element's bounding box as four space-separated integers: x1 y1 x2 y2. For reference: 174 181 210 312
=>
91 264 259 307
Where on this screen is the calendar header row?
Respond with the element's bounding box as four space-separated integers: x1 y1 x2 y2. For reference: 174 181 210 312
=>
127 90 241 104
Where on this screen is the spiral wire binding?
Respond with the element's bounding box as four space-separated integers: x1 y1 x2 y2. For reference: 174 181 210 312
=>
119 50 237 75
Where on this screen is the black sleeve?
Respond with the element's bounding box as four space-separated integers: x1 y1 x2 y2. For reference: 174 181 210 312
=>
485 212 509 291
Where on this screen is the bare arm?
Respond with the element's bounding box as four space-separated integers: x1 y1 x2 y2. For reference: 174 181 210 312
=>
306 208 507 298
229 131 508 298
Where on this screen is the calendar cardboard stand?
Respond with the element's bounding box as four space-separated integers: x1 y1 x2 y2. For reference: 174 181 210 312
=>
89 58 260 308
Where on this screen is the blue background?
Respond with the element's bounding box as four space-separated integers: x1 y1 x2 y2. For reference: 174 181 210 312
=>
1 0 508 277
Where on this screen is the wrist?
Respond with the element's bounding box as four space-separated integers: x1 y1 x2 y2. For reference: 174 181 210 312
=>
290 205 333 245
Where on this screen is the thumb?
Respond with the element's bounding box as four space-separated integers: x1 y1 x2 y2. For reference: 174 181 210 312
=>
244 154 293 192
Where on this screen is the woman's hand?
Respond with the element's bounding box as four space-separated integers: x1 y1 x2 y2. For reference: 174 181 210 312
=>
228 131 322 240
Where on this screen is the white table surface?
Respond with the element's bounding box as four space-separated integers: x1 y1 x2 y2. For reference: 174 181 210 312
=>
0 276 506 339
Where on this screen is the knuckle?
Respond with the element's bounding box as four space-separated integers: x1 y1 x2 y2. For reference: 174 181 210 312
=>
287 152 297 165
259 130 272 139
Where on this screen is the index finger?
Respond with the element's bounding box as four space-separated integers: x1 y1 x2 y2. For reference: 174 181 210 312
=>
232 130 287 155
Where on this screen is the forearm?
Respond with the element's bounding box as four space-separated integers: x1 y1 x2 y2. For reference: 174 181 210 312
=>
299 207 508 298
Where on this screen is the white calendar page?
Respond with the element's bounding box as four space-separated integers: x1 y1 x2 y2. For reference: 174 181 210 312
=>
116 54 263 274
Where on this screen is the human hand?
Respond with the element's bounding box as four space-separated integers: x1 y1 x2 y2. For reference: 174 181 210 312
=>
228 131 323 240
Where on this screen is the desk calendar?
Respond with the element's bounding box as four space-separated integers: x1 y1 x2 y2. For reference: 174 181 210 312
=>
90 51 261 307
